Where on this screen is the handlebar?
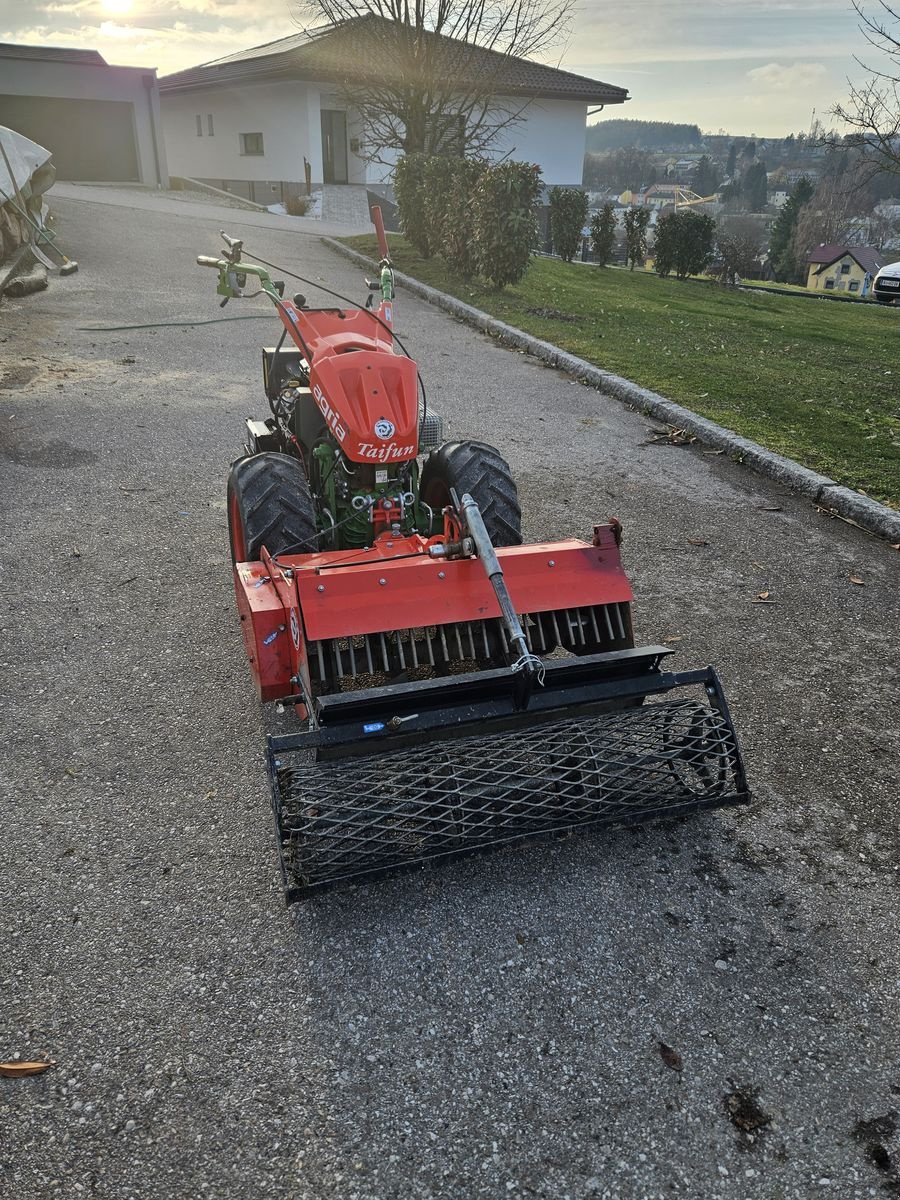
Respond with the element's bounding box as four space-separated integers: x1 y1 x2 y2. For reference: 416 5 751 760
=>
197 255 223 268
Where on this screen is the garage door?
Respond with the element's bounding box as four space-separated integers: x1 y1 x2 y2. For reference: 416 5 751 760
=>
0 95 139 181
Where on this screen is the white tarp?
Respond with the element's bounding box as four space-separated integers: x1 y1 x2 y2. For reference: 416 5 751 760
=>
0 125 54 204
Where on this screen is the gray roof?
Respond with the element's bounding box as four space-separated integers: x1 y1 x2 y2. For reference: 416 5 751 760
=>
0 42 108 65
160 17 628 105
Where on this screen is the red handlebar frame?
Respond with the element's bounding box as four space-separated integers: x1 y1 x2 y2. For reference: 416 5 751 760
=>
371 205 390 260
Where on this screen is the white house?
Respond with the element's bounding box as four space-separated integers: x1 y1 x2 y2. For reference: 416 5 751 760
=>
159 17 628 207
0 43 167 186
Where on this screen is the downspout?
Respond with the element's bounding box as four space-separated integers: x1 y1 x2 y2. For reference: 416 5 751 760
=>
143 73 163 189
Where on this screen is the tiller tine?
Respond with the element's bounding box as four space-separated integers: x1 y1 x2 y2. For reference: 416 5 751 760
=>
268 649 749 901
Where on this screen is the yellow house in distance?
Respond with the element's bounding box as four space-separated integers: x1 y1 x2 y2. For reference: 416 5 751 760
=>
806 244 884 297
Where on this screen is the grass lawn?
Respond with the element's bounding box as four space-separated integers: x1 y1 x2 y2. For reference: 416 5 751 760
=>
342 236 900 508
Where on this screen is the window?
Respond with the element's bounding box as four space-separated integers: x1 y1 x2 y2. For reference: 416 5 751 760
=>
196 114 203 137
849 280 860 292
824 278 835 289
424 113 466 157
840 262 851 275
207 114 214 136
240 132 264 156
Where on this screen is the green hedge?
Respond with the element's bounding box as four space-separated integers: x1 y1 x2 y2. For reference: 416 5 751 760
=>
394 155 542 288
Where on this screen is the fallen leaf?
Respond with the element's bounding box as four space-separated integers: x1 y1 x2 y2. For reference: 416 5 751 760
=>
849 574 865 585
0 1060 56 1078
659 1041 683 1072
64 766 79 779
71 545 81 558
756 505 783 512
892 544 900 551
756 590 770 600
687 538 709 546
662 635 682 644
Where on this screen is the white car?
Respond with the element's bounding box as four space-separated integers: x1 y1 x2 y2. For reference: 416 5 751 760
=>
872 259 900 304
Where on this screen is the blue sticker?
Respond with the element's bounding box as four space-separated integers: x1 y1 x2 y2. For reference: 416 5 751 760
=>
263 629 280 646
363 722 385 735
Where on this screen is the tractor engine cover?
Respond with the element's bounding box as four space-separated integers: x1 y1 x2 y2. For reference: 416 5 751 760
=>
310 349 419 465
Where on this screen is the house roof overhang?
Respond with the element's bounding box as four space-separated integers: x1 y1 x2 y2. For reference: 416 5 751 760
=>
159 17 628 106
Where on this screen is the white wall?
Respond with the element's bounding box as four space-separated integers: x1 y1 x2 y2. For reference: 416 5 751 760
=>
160 82 589 189
0 57 166 185
162 83 372 191
362 96 589 187
161 81 317 186
484 98 589 185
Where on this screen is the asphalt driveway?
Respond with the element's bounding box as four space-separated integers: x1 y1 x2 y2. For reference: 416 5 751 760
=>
1 193 898 1200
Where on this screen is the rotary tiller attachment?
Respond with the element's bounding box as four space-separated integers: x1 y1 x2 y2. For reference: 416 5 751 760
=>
268 655 748 900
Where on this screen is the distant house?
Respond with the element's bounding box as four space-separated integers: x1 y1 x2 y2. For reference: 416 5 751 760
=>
158 17 628 206
0 42 167 185
806 244 884 296
640 181 691 209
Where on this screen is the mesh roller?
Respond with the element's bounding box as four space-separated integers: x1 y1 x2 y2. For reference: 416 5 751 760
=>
272 694 747 895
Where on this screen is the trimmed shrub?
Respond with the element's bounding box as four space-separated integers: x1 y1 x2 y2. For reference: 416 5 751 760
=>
549 186 589 262
394 154 432 257
285 193 311 216
473 161 543 288
438 157 488 279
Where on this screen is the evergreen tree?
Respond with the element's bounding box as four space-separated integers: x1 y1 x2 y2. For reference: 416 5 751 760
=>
653 210 716 279
768 176 815 281
590 204 617 266
549 186 589 262
623 207 651 270
692 155 721 197
726 143 738 176
743 161 769 211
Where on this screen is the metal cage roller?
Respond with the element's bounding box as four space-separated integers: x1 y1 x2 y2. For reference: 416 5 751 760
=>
270 679 748 899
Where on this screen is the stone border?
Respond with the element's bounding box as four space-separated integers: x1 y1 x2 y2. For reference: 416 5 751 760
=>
322 237 900 544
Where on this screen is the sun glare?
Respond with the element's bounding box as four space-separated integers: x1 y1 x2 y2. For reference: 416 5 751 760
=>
101 0 133 13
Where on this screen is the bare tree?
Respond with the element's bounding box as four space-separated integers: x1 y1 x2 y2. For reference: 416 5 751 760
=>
294 0 574 164
790 164 875 267
715 216 764 285
831 0 900 174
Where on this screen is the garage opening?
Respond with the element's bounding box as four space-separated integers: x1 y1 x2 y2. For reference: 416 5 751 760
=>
0 95 140 181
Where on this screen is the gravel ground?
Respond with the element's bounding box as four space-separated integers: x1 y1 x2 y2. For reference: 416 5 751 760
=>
1 196 898 1200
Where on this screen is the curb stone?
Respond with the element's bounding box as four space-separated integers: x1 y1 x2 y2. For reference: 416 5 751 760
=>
322 237 900 545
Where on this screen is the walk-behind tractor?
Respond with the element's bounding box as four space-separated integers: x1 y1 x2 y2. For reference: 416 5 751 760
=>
198 213 749 901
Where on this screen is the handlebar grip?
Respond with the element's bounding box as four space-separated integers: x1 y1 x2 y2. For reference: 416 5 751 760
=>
196 255 223 268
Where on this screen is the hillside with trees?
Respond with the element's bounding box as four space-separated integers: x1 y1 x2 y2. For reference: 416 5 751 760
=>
585 120 702 152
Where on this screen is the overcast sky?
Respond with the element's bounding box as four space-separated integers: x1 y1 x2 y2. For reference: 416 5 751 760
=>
0 0 872 136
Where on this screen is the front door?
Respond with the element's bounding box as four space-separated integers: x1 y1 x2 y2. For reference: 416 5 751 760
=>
321 110 348 184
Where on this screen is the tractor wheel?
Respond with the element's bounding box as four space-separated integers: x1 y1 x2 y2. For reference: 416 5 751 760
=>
419 441 522 546
227 452 318 562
